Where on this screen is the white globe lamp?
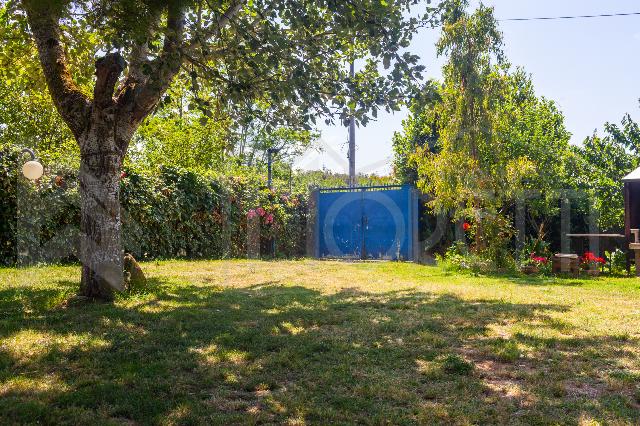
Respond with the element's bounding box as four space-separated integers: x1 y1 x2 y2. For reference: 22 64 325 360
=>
22 160 44 180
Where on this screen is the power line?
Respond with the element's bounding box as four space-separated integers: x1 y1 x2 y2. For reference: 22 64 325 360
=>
500 11 640 22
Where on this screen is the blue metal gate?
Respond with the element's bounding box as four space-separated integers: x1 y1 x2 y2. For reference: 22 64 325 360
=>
314 185 419 260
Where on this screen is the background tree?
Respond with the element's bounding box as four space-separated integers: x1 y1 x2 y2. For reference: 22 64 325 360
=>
414 1 521 264
570 112 640 231
392 79 441 184
409 1 571 266
492 69 571 234
13 0 439 299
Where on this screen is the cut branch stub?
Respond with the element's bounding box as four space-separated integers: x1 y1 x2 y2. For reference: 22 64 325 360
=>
94 53 127 109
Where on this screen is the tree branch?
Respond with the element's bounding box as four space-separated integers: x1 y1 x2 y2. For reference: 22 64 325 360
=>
185 0 245 52
23 1 90 139
218 1 244 29
120 2 186 123
125 6 162 86
94 53 126 109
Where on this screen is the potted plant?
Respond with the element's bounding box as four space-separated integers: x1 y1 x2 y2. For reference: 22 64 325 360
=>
580 252 606 276
521 253 549 275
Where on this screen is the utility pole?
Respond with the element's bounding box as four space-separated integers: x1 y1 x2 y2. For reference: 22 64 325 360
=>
348 60 356 187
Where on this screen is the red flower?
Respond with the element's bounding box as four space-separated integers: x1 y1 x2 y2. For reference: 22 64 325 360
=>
530 253 548 264
581 252 606 265
120 171 127 179
463 222 471 231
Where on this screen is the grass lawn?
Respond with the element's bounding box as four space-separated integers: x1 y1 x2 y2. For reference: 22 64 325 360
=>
1 260 639 425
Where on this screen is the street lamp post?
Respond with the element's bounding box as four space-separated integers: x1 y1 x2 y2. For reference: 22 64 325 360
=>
0 148 44 180
20 148 44 181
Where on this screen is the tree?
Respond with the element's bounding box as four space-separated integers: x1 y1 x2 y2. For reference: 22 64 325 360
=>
14 0 438 299
415 1 515 261
0 3 96 165
128 70 234 170
492 69 571 231
570 112 640 230
392 79 441 184
411 1 571 266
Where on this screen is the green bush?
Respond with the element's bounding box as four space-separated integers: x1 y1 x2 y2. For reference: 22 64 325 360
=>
0 152 309 266
438 241 492 274
607 248 627 275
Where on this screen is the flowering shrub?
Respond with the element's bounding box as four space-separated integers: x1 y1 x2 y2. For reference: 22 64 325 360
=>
580 252 606 270
529 253 548 265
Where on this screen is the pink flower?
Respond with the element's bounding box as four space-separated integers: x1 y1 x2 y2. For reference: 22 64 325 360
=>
256 207 266 217
265 213 274 225
247 209 257 219
120 171 127 179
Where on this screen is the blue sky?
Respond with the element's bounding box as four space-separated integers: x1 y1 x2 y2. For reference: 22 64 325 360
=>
294 0 640 174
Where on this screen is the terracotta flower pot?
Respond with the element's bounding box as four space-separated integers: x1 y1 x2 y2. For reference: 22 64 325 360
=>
521 265 540 275
583 268 600 277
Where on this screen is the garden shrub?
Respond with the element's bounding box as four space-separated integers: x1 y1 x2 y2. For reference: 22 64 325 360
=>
0 149 19 265
0 152 309 266
607 248 627 275
438 241 492 274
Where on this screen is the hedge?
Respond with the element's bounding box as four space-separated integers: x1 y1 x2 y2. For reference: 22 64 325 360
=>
0 150 309 266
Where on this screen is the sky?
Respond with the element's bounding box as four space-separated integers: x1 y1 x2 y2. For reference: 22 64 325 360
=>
293 0 640 175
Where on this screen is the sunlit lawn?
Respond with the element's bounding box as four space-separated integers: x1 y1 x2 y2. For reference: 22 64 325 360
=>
1 260 639 425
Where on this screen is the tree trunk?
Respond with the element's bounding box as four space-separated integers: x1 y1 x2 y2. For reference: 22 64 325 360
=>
24 2 191 300
78 119 126 300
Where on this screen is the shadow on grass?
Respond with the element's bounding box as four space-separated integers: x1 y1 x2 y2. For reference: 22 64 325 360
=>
0 278 638 424
459 269 639 288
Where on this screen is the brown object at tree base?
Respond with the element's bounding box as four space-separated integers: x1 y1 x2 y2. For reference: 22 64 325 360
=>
552 254 579 277
124 254 146 291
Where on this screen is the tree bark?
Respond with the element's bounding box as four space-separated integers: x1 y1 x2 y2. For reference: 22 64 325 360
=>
78 52 129 298
78 139 124 300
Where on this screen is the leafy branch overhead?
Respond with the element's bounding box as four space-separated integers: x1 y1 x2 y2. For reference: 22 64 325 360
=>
18 0 442 136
